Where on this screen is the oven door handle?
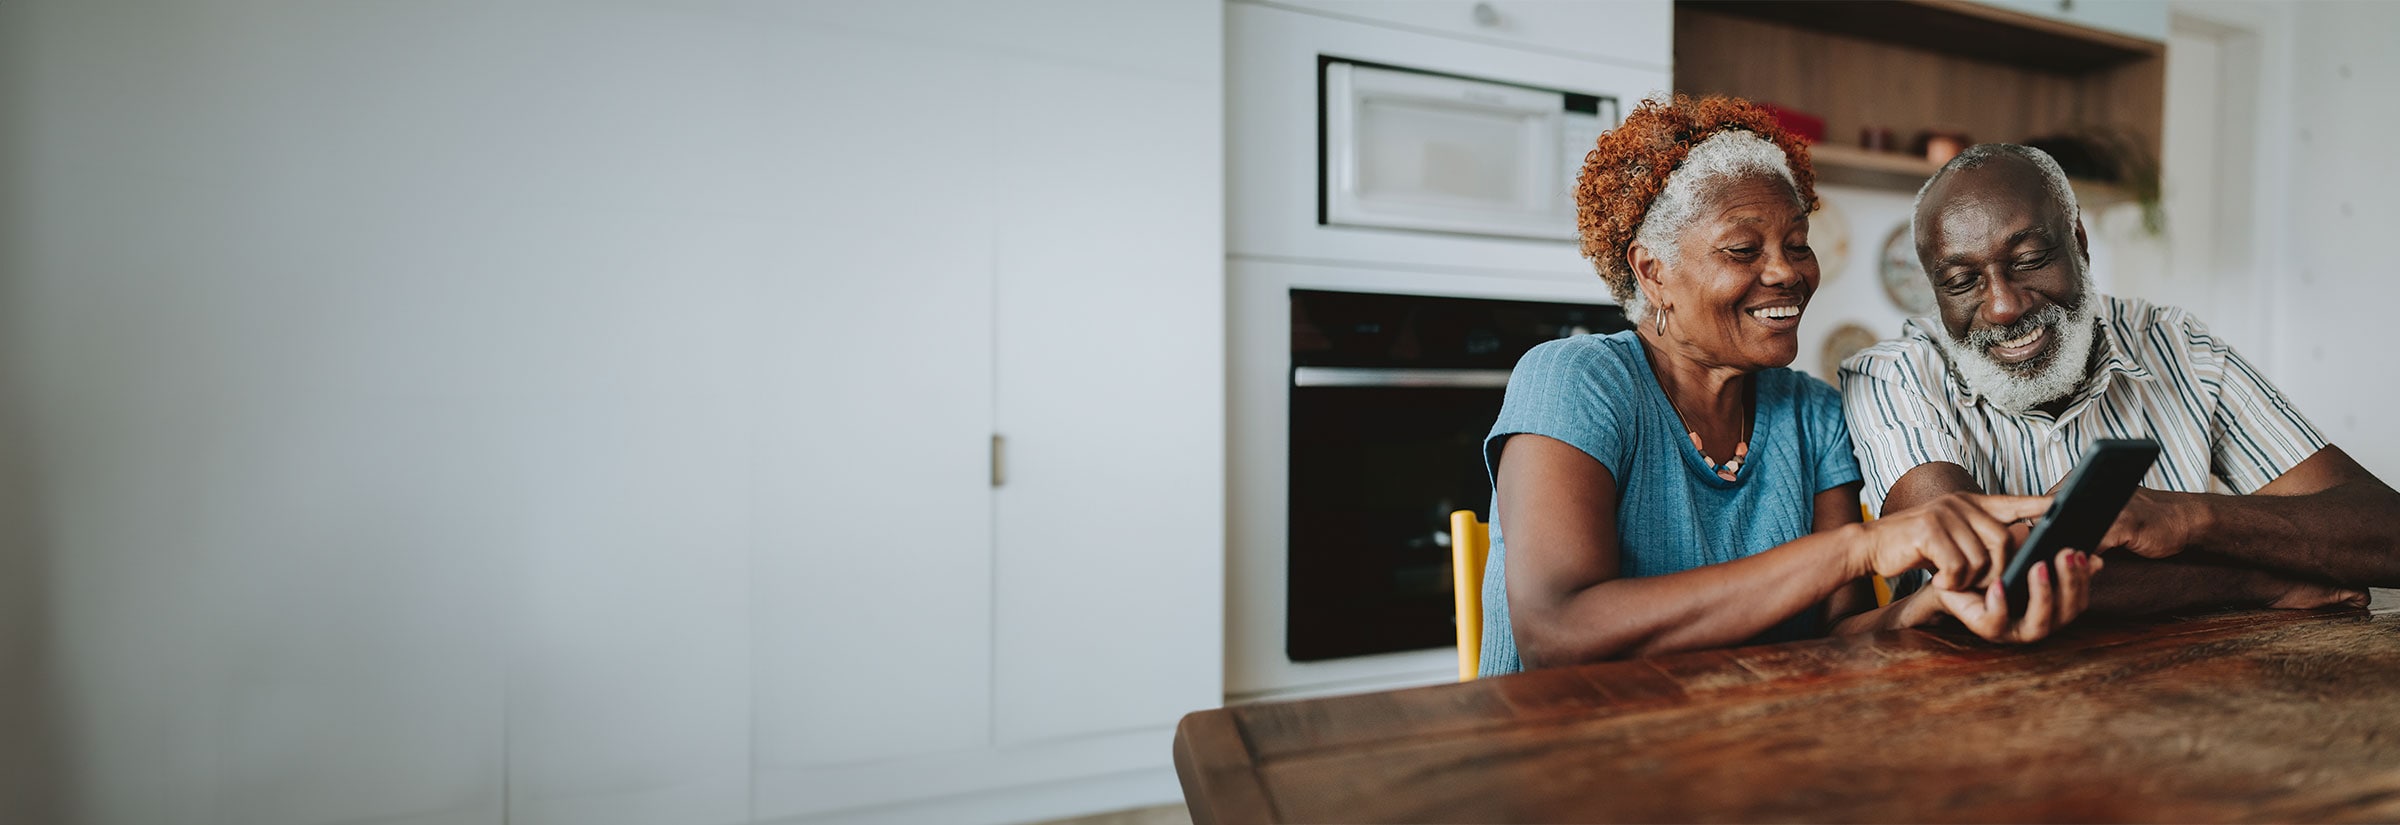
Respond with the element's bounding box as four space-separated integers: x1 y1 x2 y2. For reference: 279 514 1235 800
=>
1291 367 1513 388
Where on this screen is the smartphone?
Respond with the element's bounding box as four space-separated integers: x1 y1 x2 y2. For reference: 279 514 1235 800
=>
2002 438 2162 612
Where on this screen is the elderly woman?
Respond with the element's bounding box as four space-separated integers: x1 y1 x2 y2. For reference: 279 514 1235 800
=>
1480 96 2100 675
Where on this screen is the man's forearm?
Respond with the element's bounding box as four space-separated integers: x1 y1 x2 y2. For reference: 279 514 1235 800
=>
2086 554 2270 617
2171 483 2400 587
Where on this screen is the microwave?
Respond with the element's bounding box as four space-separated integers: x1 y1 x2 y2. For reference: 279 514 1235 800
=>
1321 57 1618 242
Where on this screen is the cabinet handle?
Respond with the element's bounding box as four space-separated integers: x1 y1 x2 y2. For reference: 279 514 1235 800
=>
1472 1 1501 28
991 433 1005 488
1292 367 1513 388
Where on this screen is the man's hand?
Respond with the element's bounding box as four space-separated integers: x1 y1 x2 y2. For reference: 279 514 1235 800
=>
2094 448 2400 587
1932 549 2103 643
2261 578 2368 610
2097 487 2200 560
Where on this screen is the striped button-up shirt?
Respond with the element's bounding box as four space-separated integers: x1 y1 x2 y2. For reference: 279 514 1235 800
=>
1840 295 2328 594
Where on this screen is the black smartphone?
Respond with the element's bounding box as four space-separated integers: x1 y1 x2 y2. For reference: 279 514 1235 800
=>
2002 438 2162 611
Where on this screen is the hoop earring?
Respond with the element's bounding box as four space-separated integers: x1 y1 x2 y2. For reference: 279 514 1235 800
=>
1653 308 1666 336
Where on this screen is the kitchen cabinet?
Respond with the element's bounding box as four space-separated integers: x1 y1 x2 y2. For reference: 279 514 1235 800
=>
750 3 1226 824
1265 0 1673 69
7 3 1221 825
755 19 1002 777
988 60 1224 749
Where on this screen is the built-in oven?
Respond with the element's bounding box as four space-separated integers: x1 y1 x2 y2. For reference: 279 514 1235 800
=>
1286 289 1631 661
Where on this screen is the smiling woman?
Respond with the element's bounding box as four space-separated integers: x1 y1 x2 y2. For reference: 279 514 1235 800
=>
1476 95 2101 677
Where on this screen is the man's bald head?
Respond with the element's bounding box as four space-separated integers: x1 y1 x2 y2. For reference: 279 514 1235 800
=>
1906 144 2099 415
1911 144 2080 269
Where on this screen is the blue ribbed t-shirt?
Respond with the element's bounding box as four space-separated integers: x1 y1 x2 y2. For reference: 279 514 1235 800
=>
1478 331 1863 676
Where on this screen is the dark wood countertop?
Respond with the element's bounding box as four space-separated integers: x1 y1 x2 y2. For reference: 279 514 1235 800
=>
1175 606 2400 823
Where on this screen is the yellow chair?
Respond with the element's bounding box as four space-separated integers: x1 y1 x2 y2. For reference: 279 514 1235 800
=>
1450 509 1490 682
1865 503 1891 607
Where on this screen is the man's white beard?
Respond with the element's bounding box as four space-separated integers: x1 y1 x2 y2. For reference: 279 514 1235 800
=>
1933 297 2099 415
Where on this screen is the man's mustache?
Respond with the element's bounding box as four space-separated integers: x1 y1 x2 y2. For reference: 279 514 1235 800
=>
1959 303 2068 351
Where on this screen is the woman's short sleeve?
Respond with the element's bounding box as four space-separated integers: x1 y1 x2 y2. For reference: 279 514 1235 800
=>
1796 373 1865 494
1483 337 1639 484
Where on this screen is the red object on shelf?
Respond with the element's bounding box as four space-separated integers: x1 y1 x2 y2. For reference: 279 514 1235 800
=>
1755 103 1826 144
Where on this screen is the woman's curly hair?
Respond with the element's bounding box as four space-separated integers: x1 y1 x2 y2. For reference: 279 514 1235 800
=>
1576 94 1818 310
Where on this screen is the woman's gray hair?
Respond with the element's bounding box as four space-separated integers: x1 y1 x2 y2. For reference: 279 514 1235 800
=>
1622 130 1801 321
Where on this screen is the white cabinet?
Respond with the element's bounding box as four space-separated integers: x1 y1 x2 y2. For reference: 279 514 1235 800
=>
1969 0 2168 42
750 3 1225 824
7 3 1221 825
1265 0 1673 68
750 20 1001 779
989 60 1224 749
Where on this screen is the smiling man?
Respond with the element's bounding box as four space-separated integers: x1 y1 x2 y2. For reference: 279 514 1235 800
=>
1841 143 2400 613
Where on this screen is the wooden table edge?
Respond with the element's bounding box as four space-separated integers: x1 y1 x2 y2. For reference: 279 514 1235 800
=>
1174 708 1277 825
1170 608 2382 823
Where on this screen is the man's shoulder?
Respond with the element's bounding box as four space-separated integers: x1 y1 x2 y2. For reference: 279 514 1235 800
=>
2101 293 2222 366
2117 290 2240 333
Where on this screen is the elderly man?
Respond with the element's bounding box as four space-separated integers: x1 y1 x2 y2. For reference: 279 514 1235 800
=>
1841 143 2400 613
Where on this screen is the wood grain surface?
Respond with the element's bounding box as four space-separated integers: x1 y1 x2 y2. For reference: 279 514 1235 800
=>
1673 6 2165 166
1174 608 2400 823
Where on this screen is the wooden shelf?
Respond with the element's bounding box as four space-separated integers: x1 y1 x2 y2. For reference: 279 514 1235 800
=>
1808 143 2132 208
1691 0 2162 74
1676 0 2164 199
1809 144 1939 190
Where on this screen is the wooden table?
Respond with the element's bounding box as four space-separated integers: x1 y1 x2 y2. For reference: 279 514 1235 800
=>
1174 607 2400 823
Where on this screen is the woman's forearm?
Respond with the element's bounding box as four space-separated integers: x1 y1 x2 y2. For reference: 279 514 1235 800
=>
1828 590 1942 635
1519 524 1865 666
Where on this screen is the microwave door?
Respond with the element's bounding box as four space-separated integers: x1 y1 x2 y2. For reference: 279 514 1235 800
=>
1560 97 1612 214
1324 63 1575 241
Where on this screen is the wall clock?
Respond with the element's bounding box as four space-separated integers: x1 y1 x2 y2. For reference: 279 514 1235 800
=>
1879 222 1937 316
1809 198 1849 285
1819 321 1881 384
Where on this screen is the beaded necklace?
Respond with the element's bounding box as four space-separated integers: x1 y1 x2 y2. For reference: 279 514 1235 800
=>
1664 381 1752 482
1687 431 1749 481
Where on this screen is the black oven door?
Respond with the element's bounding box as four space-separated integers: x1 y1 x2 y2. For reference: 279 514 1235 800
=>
1285 289 1629 662
1287 373 1507 661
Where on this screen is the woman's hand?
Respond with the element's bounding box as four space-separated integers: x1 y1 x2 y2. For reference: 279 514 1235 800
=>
1932 549 2103 643
1851 492 2052 590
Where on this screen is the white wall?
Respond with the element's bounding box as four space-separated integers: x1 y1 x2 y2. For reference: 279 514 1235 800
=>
2145 1 2400 481
1790 185 1917 385
0 2 1221 824
2272 0 2400 480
